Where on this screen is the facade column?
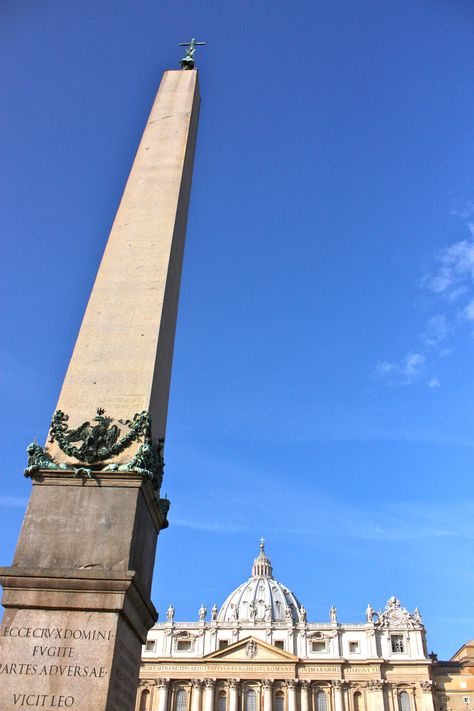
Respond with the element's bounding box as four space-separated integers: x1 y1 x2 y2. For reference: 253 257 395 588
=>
204 680 216 711
192 681 204 711
229 680 240 711
263 680 273 711
156 680 170 711
287 680 298 711
418 681 435 711
367 681 385 711
301 681 310 711
332 681 345 711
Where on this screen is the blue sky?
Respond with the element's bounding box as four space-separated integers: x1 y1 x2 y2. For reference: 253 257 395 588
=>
1 1 474 659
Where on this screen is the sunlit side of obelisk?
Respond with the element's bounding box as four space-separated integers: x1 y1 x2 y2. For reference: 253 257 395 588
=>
0 46 202 711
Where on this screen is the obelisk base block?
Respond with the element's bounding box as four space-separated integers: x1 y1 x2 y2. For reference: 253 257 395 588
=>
0 472 165 710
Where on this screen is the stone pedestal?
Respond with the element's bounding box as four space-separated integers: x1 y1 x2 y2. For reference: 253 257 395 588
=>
0 472 166 710
0 68 201 711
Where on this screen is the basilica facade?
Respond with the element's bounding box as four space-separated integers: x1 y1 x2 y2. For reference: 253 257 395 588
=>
135 543 449 711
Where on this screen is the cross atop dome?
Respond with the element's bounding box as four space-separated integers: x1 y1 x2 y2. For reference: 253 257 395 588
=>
252 538 273 577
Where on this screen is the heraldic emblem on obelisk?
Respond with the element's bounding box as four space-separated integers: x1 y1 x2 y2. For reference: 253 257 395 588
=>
0 41 205 711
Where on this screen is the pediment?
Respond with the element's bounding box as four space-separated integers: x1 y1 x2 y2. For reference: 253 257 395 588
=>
205 636 299 662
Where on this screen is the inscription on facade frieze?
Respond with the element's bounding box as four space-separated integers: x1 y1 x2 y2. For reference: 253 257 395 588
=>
156 664 295 674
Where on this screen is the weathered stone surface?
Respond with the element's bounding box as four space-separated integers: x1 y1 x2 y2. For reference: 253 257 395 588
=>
12 473 162 594
0 609 129 711
47 68 200 466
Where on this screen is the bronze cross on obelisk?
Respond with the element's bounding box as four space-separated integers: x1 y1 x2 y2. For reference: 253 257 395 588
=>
178 37 206 69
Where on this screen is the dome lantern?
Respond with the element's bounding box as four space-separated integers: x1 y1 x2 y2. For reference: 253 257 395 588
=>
252 538 273 578
216 541 303 624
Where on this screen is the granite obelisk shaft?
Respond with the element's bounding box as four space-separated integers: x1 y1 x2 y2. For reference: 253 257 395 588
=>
0 69 200 711
48 68 200 463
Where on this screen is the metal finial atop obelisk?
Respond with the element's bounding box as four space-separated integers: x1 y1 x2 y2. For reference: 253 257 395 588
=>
179 37 206 69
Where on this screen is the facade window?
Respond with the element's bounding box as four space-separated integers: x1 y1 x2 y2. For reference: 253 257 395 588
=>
391 635 405 653
274 641 284 650
145 640 156 651
275 692 284 711
398 692 410 711
176 689 187 711
177 640 192 651
246 689 257 711
219 640 229 650
349 641 360 654
353 692 362 711
316 691 327 711
312 641 326 653
140 690 150 711
218 692 227 711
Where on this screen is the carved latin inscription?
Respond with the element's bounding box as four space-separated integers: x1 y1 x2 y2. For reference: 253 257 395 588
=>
0 610 118 711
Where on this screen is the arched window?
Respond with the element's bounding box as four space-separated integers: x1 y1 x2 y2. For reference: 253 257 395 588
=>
316 691 327 711
218 691 227 711
176 689 187 711
398 692 411 711
275 691 284 711
246 689 257 711
354 692 362 711
140 690 150 711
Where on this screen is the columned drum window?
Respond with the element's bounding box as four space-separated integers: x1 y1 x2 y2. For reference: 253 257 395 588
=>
353 692 362 711
176 689 187 711
246 689 257 711
316 691 327 711
275 691 284 711
218 691 227 711
398 692 410 711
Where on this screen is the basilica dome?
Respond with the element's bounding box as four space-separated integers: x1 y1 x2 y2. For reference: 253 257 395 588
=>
217 542 304 624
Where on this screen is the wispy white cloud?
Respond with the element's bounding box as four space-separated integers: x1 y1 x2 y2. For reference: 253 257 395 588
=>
167 451 472 544
376 352 425 385
422 314 449 346
171 480 474 543
422 239 474 299
376 202 474 386
463 298 474 321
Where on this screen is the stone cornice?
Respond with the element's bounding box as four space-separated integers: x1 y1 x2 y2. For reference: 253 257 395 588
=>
0 566 157 642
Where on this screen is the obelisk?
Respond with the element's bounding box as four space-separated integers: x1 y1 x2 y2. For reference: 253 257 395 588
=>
0 60 201 711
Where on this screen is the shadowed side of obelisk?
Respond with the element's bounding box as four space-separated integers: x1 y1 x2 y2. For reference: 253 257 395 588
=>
0 68 200 711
